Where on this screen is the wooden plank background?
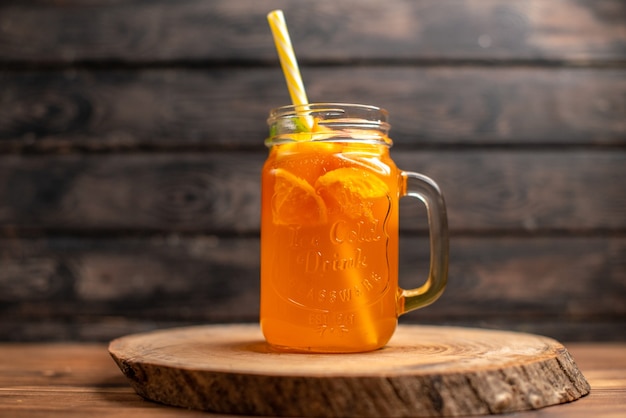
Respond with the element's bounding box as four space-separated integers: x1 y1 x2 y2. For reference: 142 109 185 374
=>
0 0 624 342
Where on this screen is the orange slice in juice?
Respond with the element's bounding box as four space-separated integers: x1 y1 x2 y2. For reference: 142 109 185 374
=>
272 168 328 226
315 167 388 219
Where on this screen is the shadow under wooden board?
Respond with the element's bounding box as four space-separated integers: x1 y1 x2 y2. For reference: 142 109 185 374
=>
109 324 590 417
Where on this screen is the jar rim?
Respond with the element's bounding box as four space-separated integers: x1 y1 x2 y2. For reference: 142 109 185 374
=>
266 103 392 147
269 102 387 116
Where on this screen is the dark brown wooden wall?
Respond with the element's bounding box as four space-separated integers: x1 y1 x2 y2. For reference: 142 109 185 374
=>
0 0 624 342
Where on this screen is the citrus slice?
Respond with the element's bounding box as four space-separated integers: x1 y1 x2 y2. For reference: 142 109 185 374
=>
316 167 388 198
272 168 328 226
315 167 388 220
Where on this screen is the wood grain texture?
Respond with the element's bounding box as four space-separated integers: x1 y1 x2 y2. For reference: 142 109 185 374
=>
0 0 624 63
1 68 625 150
0 151 623 232
0 343 210 417
108 324 590 417
1 343 623 418
0 0 624 344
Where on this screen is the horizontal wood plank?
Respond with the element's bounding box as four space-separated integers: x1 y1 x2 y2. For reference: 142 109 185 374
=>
0 151 623 233
1 67 624 150
0 0 624 63
0 343 125 386
0 342 221 417
396 150 626 232
0 153 264 233
0 236 623 341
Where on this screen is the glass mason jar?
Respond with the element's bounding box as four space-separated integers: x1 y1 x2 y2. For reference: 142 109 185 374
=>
260 103 448 353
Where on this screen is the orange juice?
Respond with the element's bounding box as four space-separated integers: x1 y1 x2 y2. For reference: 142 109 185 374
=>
261 103 449 353
261 137 401 352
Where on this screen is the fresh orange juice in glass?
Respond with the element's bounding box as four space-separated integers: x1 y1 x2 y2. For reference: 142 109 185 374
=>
261 104 448 353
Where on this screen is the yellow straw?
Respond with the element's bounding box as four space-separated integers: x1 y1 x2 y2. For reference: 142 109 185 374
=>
267 10 312 129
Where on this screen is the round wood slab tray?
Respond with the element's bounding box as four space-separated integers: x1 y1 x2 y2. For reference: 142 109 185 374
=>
108 324 589 417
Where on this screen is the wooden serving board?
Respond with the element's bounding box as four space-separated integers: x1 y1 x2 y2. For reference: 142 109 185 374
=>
108 324 590 417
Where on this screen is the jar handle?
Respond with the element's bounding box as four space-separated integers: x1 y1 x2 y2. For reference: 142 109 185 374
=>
398 171 449 314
